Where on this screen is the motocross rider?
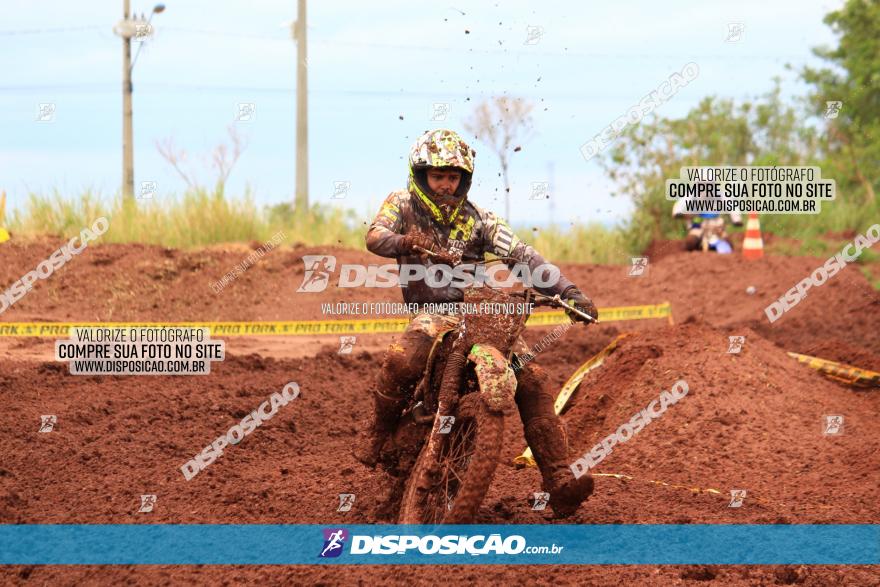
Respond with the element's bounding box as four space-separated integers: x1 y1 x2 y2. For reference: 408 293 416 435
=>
353 129 598 517
672 194 743 252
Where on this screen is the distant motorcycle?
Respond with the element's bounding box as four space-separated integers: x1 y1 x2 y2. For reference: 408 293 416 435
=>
691 214 734 254
673 200 741 254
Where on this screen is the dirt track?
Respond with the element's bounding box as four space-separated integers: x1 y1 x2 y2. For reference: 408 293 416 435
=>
1 239 879 585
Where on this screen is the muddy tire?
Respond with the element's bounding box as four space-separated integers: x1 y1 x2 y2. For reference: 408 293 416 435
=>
398 393 504 524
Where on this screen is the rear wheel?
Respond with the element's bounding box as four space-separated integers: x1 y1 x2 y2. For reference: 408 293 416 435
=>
398 392 504 524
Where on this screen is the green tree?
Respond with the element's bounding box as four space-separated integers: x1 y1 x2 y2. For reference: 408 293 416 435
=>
800 0 880 204
600 81 820 252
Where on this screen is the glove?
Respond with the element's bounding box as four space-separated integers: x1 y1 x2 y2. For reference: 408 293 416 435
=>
400 233 436 256
562 287 598 324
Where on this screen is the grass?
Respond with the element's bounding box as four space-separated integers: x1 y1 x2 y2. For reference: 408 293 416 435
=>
7 189 628 263
8 189 364 250
759 195 880 241
6 189 878 274
519 222 630 264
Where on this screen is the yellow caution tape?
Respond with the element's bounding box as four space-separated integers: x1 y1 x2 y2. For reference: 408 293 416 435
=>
787 352 880 387
514 333 632 467
593 472 724 497
591 471 838 511
525 302 671 327
0 303 672 338
0 190 8 244
0 319 411 338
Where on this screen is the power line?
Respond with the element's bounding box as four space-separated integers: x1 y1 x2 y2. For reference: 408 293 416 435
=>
0 82 745 101
307 38 801 60
157 29 803 60
0 25 102 36
161 26 286 40
0 83 117 91
0 24 801 60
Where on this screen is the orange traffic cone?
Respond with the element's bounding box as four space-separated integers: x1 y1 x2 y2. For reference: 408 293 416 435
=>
742 212 763 260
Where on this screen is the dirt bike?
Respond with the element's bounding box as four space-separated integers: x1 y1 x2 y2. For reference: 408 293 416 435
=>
673 200 738 253
379 253 596 524
693 214 734 254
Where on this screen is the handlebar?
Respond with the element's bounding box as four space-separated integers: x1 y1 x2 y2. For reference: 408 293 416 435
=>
413 246 598 324
413 246 520 267
509 291 599 324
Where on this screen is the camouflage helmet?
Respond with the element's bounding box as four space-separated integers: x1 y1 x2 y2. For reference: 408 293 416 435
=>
408 129 476 225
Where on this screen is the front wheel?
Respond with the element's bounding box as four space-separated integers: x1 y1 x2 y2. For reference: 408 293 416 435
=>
397 393 504 524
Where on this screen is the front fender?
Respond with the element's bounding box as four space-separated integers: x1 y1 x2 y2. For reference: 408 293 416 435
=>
468 344 517 414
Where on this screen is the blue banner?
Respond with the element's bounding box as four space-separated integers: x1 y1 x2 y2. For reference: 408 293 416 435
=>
0 525 876 565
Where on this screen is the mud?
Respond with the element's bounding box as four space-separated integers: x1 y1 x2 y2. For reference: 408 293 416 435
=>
1 239 879 585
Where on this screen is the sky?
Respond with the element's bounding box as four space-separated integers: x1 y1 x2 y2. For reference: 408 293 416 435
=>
1 0 843 228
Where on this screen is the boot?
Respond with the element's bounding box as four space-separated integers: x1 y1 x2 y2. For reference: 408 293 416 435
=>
524 416 594 517
353 389 406 468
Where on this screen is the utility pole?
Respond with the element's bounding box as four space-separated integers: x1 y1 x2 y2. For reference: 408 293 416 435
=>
121 0 134 201
547 161 556 227
292 0 309 213
114 3 165 202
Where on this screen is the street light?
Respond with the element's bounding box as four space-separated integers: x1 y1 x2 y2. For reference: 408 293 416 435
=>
130 5 165 71
114 2 166 201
